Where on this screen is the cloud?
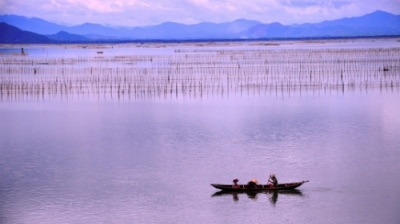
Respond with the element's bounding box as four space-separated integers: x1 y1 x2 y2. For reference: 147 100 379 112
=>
0 0 399 26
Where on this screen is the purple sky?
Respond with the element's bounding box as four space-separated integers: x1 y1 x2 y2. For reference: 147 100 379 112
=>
1 0 399 27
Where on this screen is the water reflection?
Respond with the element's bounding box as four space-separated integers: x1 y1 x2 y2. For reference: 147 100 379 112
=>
211 190 303 205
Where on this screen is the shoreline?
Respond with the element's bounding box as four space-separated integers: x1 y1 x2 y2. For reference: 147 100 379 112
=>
1 36 400 49
1 37 399 59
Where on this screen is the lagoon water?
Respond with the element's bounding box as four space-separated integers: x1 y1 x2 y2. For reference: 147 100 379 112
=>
1 40 400 223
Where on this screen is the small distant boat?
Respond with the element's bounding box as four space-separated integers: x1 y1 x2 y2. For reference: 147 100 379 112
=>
211 180 309 192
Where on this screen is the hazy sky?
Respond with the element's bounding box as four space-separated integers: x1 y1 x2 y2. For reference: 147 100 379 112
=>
1 0 399 27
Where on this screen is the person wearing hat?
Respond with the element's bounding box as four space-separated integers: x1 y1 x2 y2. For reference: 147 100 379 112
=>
232 178 240 189
268 174 278 187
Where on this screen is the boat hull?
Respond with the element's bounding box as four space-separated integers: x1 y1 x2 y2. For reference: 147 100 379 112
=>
211 181 308 192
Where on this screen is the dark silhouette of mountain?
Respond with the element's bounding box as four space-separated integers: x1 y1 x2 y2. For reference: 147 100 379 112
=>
0 15 261 40
127 19 261 39
65 23 130 37
0 15 65 35
0 22 52 43
243 22 289 38
317 10 399 30
46 31 89 42
0 15 124 38
244 10 400 38
0 10 399 41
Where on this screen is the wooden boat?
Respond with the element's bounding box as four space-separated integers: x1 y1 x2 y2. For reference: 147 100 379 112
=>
211 180 309 192
212 189 303 197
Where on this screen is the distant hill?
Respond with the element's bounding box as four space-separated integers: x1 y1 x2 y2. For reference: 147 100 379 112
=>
0 22 52 43
127 19 262 39
0 15 65 35
46 31 89 42
243 10 400 38
0 15 261 40
0 10 399 42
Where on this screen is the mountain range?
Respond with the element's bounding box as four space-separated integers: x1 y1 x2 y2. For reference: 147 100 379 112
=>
0 10 399 43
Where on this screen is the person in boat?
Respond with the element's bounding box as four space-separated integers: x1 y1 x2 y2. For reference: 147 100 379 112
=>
268 174 278 187
232 178 240 189
247 179 258 189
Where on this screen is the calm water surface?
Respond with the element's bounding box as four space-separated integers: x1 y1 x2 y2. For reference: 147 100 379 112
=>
1 40 400 224
1 89 399 224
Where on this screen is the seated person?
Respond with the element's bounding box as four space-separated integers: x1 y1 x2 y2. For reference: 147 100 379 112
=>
268 174 278 187
232 178 240 189
247 179 258 189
